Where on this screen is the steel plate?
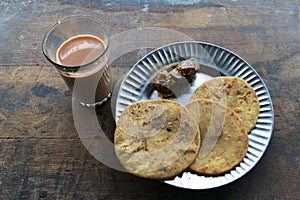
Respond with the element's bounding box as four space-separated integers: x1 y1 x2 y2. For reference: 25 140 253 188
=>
114 41 274 189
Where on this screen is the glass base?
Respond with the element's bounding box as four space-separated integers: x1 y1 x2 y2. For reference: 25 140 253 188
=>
79 92 112 107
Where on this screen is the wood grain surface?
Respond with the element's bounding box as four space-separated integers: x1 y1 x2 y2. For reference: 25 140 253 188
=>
0 0 299 199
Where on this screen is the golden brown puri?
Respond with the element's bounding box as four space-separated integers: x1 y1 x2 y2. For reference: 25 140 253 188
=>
190 76 259 133
114 100 200 179
186 99 248 176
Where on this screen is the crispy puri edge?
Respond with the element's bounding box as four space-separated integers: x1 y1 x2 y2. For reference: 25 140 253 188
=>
230 76 260 133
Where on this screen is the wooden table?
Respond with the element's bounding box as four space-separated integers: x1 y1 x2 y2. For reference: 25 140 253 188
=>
1 0 299 199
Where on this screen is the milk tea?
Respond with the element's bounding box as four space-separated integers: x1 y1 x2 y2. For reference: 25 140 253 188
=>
56 35 112 104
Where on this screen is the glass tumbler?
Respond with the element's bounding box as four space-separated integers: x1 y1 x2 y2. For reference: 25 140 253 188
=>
42 16 112 107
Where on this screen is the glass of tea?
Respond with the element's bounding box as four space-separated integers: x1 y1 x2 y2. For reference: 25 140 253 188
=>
42 16 113 107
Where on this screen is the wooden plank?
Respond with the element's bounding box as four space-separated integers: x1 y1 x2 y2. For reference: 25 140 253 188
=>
0 0 299 199
1 2 299 67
